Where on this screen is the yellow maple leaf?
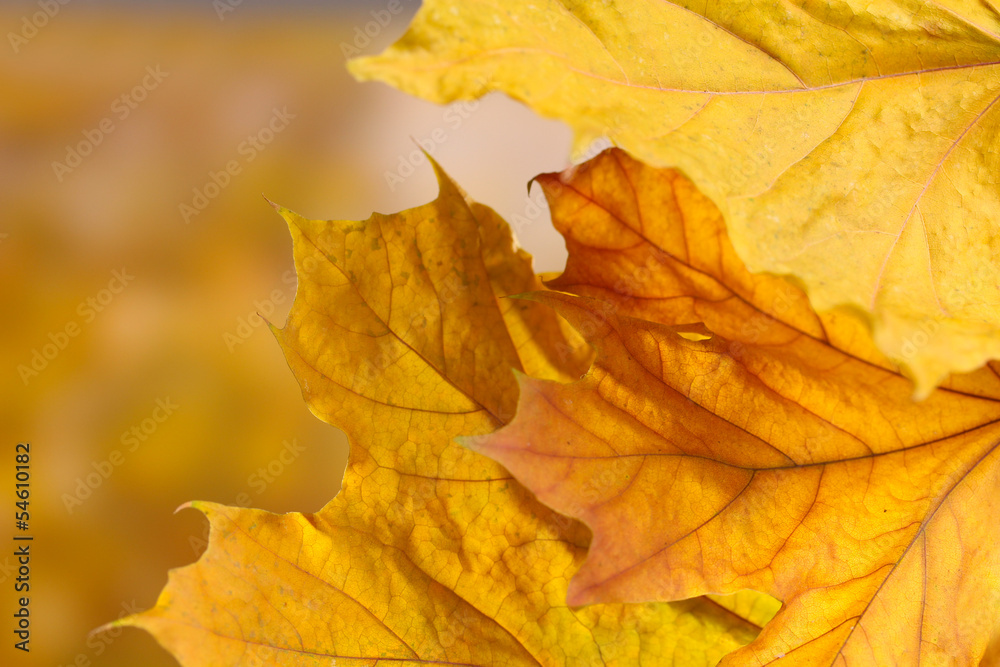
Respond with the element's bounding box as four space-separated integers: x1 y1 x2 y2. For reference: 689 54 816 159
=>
115 159 774 665
349 0 1000 397
469 149 1000 666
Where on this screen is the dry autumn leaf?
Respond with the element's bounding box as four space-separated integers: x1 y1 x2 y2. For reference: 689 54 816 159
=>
116 158 777 665
350 0 1000 397
469 149 1000 666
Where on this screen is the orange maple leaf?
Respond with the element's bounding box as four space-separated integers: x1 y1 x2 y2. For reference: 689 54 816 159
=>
470 149 1000 666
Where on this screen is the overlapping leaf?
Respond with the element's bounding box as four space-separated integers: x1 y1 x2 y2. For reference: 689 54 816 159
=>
470 149 1000 666
117 159 775 665
350 0 1000 396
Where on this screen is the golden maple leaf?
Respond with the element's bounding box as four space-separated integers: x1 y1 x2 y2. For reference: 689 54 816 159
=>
349 0 1000 398
468 149 1000 666
115 159 773 665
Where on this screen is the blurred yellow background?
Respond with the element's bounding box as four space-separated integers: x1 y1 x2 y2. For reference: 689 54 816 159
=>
0 2 575 665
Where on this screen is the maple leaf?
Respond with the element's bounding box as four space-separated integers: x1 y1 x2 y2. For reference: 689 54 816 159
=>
468 149 1000 666
349 0 1000 397
116 159 776 665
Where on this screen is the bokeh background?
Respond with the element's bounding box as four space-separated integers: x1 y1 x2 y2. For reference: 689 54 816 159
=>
0 1 579 664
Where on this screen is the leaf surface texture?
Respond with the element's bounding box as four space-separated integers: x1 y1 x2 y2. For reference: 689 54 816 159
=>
351 0 1000 394
120 160 771 666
